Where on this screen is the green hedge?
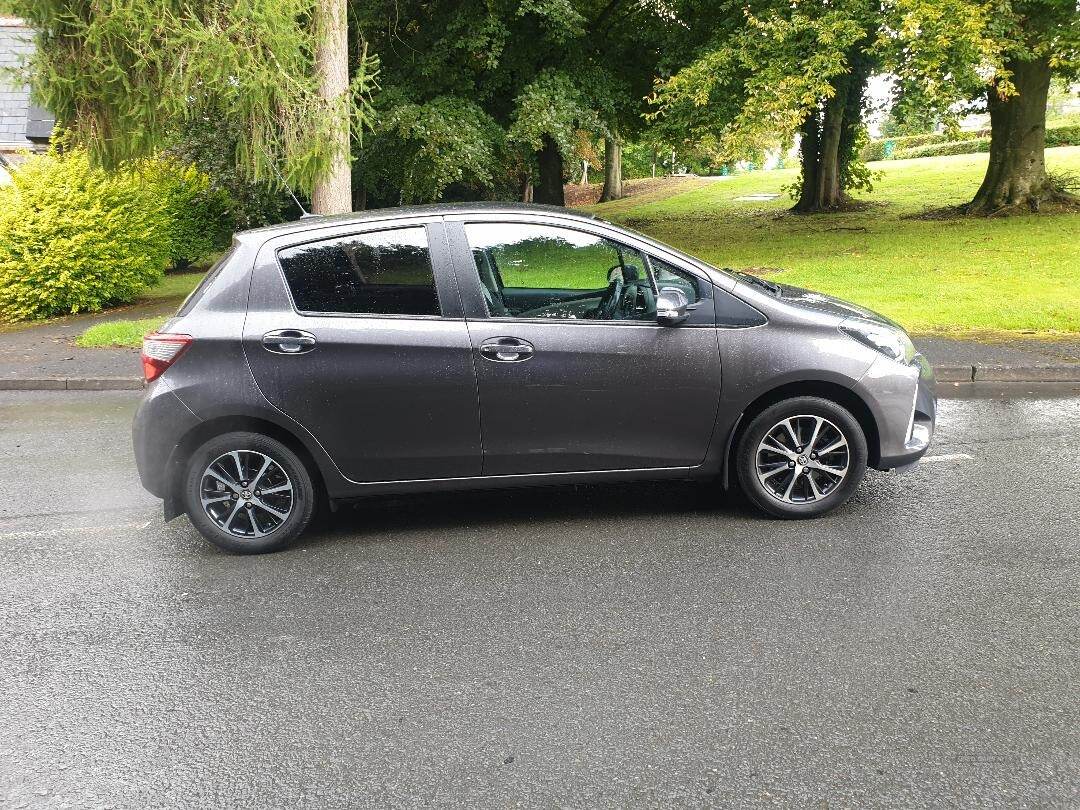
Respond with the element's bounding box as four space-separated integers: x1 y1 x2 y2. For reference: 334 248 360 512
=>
0 148 171 322
1047 125 1080 147
861 130 988 161
863 122 1080 162
896 137 992 159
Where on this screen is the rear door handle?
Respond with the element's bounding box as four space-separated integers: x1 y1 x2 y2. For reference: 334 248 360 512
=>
262 329 316 355
479 338 534 362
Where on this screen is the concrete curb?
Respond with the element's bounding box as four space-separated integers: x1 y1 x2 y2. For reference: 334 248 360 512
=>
0 377 144 390
935 365 1080 383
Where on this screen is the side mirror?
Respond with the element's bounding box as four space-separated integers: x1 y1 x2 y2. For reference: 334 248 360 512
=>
656 286 690 326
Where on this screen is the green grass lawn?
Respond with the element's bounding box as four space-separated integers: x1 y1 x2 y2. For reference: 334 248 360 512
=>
584 147 1080 336
140 270 206 301
75 317 165 348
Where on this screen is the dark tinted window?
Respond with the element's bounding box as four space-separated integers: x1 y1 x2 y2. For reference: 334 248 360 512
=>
278 227 439 316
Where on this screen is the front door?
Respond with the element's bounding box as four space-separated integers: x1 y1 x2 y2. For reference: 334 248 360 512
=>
244 221 482 483
450 220 722 476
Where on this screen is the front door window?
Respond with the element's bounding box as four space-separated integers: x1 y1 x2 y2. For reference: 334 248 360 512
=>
464 222 657 322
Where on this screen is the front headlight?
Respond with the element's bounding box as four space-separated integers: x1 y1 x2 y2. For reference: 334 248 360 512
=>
839 318 915 363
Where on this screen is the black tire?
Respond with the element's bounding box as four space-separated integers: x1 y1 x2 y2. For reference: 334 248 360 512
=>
182 431 316 553
735 396 868 519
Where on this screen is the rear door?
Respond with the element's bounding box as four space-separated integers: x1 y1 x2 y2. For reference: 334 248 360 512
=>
446 216 723 476
244 218 481 483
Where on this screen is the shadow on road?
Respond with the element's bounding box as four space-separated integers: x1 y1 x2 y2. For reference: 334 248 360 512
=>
305 479 759 548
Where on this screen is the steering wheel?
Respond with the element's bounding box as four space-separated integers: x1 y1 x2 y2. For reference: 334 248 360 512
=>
593 268 624 320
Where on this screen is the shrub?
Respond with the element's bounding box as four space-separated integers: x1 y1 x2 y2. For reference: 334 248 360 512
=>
0 148 171 322
142 158 232 271
863 121 1079 162
896 137 992 159
1046 125 1080 148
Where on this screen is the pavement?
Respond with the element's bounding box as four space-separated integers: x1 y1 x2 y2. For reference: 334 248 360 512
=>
1 305 1078 390
1 388 1078 807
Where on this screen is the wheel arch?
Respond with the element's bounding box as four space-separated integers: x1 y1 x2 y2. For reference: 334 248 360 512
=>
163 415 327 521
721 379 882 489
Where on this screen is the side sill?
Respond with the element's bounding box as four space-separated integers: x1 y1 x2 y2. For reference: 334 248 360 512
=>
328 465 693 500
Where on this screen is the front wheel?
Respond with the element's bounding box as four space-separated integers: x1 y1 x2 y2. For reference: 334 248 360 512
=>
182 431 316 553
736 396 868 519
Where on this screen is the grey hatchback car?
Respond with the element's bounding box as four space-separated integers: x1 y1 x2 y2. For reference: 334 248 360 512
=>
133 203 935 553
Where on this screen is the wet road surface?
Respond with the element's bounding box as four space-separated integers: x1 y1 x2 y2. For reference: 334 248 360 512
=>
1 390 1078 807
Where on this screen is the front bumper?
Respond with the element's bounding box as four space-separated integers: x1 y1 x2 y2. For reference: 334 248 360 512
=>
862 352 936 470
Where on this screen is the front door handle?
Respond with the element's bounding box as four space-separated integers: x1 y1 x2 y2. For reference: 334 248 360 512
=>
479 338 534 362
262 329 317 355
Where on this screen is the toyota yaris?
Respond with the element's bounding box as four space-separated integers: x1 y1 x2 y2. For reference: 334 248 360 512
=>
133 204 935 553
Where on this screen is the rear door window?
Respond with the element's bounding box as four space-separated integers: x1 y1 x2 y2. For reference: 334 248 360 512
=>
277 227 440 316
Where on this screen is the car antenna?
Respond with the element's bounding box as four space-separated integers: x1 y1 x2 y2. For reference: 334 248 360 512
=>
270 164 317 219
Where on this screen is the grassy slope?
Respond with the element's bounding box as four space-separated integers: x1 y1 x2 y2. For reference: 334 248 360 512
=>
583 147 1080 335
75 317 164 348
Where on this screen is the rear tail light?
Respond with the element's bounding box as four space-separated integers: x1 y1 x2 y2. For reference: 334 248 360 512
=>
141 333 192 382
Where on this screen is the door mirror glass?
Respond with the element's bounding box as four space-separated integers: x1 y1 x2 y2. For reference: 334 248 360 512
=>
657 286 690 325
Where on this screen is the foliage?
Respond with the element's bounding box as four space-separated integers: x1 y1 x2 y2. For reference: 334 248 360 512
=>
507 69 602 158
583 146 1080 334
140 158 232 270
862 121 1080 161
76 317 164 348
350 0 677 200
0 147 170 322
894 126 1080 159
649 3 868 163
166 117 293 229
13 0 378 197
365 96 505 204
897 137 994 159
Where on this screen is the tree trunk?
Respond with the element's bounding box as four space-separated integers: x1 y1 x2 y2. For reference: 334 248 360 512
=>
311 0 352 215
521 178 534 203
534 136 565 206
815 79 848 210
579 160 589 185
966 57 1054 215
793 111 821 213
599 136 623 202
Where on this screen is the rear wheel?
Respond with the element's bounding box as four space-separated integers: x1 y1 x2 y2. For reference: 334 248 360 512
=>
182 431 315 553
736 396 867 519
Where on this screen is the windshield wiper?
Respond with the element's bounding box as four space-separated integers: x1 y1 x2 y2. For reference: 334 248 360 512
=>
732 269 782 296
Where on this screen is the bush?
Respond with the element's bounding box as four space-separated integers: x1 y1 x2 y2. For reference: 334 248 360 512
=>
0 148 171 322
142 158 232 271
863 121 1079 162
1046 125 1080 148
896 137 992 159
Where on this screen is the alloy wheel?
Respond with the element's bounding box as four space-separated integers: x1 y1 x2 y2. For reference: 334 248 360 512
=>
755 415 850 504
199 450 294 538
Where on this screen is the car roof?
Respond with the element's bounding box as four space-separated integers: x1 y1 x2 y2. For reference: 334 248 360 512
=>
235 202 600 243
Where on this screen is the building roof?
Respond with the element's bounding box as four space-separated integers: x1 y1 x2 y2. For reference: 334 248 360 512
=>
0 18 53 152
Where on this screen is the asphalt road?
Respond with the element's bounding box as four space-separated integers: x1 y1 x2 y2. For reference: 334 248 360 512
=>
1 389 1078 808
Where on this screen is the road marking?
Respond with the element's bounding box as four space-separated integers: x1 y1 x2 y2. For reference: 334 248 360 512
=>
919 453 974 463
0 522 147 541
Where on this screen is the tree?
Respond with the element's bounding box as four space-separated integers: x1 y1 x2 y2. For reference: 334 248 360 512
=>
15 0 377 214
884 0 1079 214
650 0 878 213
352 0 675 206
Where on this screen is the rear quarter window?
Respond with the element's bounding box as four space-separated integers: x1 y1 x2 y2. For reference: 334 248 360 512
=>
176 248 236 316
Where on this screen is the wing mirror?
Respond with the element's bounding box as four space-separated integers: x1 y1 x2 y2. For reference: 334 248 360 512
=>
656 286 691 326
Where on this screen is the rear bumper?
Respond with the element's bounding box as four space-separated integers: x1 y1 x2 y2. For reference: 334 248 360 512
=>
132 380 201 498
